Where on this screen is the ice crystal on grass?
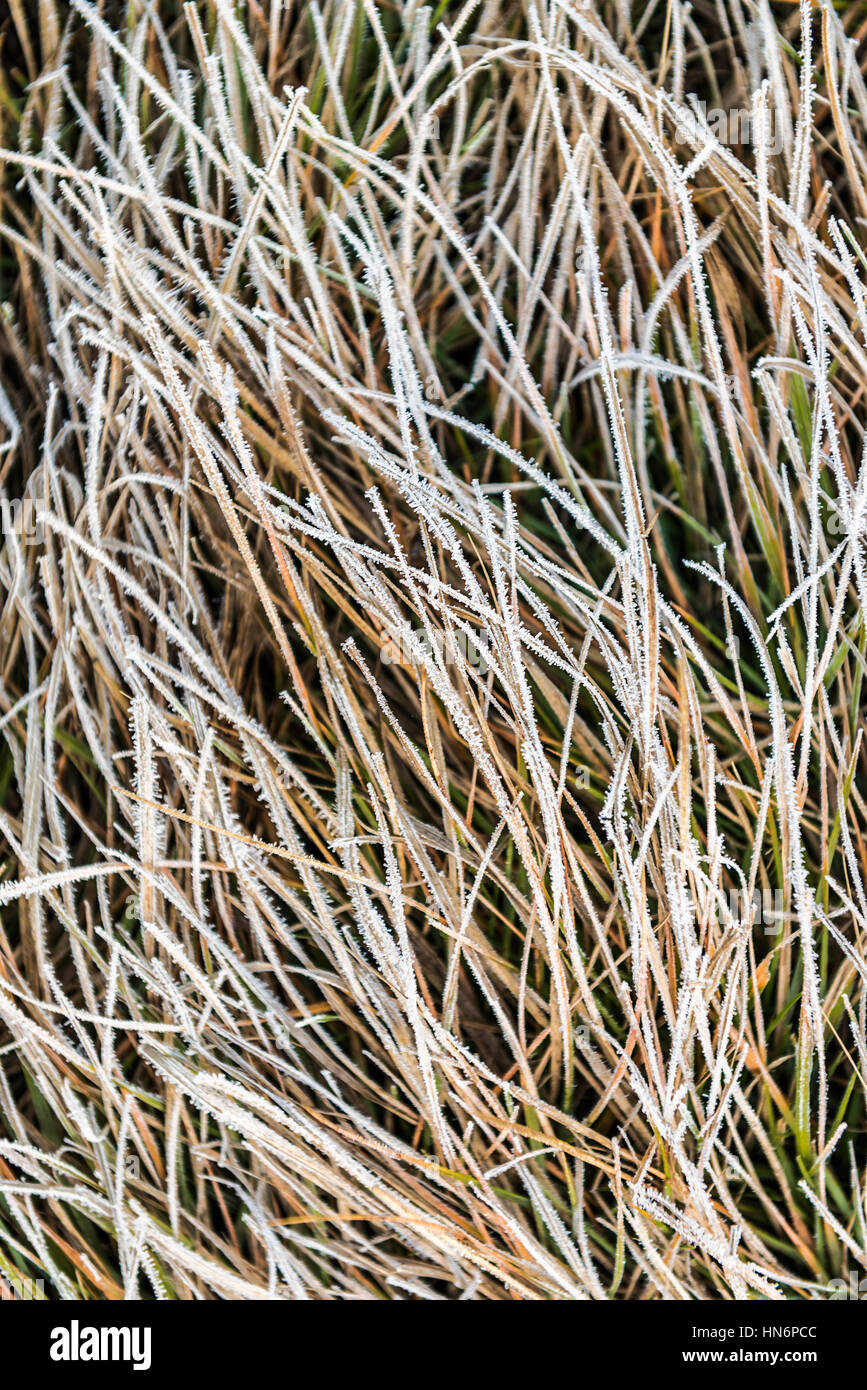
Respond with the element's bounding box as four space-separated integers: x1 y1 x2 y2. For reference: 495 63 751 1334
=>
0 0 866 1300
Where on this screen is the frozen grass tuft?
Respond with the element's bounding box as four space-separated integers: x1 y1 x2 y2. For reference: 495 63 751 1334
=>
0 0 866 1299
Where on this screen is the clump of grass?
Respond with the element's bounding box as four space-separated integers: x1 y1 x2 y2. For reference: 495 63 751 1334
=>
0 0 865 1300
